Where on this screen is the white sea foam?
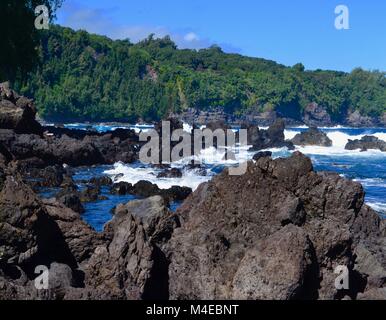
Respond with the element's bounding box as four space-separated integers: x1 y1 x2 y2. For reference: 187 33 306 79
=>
284 128 386 157
257 147 292 159
289 125 361 130
103 144 256 190
286 130 386 147
326 131 365 147
295 145 386 157
183 122 193 133
104 162 212 191
287 125 309 129
317 125 352 130
325 131 386 148
130 123 153 133
366 202 386 214
284 129 298 140
353 178 386 188
373 132 386 141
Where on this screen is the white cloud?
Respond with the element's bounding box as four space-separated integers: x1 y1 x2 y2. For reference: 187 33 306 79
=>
184 32 200 42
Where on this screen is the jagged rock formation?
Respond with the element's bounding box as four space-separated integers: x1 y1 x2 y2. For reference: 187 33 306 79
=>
0 171 98 299
111 180 192 203
345 135 386 152
0 127 139 167
166 152 385 300
345 110 378 127
84 196 178 299
0 85 140 168
303 103 332 127
245 119 294 150
0 152 385 300
291 127 332 147
0 82 42 134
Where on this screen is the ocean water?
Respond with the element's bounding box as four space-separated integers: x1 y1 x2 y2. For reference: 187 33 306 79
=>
41 123 386 231
45 122 154 133
283 127 386 219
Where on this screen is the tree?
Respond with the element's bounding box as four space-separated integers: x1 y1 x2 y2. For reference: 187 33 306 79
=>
0 0 62 83
292 63 305 72
15 25 386 123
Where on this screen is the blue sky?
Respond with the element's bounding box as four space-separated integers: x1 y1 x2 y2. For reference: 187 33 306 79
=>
56 0 386 72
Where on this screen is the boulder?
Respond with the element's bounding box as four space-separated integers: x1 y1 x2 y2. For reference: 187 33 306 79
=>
46 262 76 298
89 176 113 187
0 141 13 165
132 180 161 198
241 110 278 127
0 175 78 270
0 125 139 169
231 225 317 299
25 164 74 188
79 186 102 202
85 196 179 299
252 151 272 160
43 198 102 263
0 174 89 300
111 180 192 204
245 119 294 151
291 127 332 147
182 163 207 176
166 152 385 300
82 130 139 164
161 186 192 202
0 82 42 134
111 181 133 195
56 192 85 214
157 168 182 178
345 135 386 152
0 131 105 166
52 135 105 166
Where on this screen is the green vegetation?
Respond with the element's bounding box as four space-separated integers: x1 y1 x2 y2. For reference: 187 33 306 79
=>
16 25 385 122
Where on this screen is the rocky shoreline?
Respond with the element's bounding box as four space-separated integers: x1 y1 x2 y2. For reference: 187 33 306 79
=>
171 104 386 128
0 85 385 300
1 152 385 300
40 103 386 129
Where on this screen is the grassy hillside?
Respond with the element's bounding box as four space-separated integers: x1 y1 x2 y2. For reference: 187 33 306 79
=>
15 25 386 122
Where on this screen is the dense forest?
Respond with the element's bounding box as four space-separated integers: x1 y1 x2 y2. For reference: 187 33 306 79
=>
0 0 62 82
15 25 386 122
